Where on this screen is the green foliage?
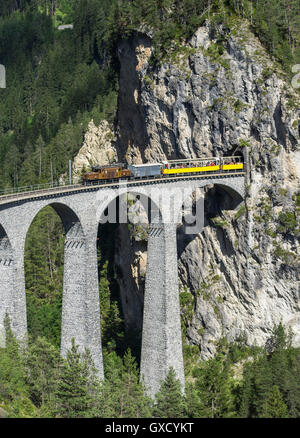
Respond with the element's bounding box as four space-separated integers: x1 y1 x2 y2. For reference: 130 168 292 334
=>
97 223 127 357
259 385 289 418
237 324 300 418
54 340 98 418
96 349 152 417
211 216 229 228
0 315 27 406
274 245 299 265
153 368 187 418
193 344 236 418
25 207 64 348
227 332 253 363
261 67 273 80
113 0 299 70
293 192 300 207
99 259 124 353
25 336 61 411
277 211 299 236
180 287 195 337
1 322 300 418
234 204 246 220
233 99 247 113
0 2 118 191
0 1 298 191
183 344 200 378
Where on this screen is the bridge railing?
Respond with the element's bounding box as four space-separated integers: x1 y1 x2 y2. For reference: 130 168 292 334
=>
0 178 125 203
0 181 81 201
0 181 60 195
0 168 246 204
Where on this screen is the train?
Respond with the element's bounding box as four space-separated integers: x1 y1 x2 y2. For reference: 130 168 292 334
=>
82 156 244 184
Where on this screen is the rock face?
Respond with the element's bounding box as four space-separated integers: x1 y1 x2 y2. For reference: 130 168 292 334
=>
114 223 147 333
72 120 117 182
115 21 300 358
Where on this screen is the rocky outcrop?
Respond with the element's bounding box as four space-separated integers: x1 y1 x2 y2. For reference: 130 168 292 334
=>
71 120 117 182
115 20 300 358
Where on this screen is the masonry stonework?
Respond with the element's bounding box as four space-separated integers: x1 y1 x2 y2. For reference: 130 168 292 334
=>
140 223 185 397
0 175 244 394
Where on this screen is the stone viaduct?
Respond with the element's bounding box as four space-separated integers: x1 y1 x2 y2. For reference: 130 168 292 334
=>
0 174 244 397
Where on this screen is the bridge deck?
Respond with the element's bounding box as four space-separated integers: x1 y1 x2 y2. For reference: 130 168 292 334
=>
0 171 245 206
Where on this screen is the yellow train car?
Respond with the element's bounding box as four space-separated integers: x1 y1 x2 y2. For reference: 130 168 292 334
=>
221 157 244 171
162 165 220 175
162 158 221 175
161 157 244 175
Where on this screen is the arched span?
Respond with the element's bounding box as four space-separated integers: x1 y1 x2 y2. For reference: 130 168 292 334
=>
213 183 244 206
0 223 13 253
24 202 86 337
188 179 245 202
24 202 85 243
174 179 245 227
23 200 103 376
96 187 163 226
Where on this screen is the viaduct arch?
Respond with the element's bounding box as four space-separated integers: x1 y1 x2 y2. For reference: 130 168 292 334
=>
0 175 245 396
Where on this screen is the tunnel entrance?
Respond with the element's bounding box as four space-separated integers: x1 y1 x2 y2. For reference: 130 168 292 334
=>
223 145 245 160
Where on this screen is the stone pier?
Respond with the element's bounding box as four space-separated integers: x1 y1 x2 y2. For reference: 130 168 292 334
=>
140 223 185 397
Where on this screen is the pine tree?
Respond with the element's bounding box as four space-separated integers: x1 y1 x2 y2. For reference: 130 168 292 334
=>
153 368 187 418
237 362 254 418
54 339 97 418
119 349 152 417
93 349 152 418
25 336 61 409
98 256 124 353
185 382 203 417
195 348 236 418
285 349 300 417
0 314 28 408
259 385 289 418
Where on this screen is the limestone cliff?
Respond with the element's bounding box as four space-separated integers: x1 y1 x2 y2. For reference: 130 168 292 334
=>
71 120 117 182
114 21 300 358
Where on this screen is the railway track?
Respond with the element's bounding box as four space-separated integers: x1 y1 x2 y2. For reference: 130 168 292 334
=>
0 171 246 206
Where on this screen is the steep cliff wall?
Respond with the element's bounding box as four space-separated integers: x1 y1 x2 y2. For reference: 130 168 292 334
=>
71 120 117 182
115 21 300 358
